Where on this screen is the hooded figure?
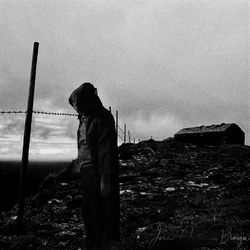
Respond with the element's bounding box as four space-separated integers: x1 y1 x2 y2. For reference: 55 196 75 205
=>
69 83 120 250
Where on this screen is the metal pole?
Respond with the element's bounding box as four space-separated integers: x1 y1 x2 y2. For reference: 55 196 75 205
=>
124 124 126 143
17 42 39 230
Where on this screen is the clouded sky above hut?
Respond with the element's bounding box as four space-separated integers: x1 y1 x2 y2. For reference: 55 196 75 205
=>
0 0 249 159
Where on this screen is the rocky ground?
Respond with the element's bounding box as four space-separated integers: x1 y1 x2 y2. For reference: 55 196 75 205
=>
1 138 250 250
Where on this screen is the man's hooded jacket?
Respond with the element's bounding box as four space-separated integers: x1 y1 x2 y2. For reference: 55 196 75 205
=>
69 82 120 240
69 82 119 176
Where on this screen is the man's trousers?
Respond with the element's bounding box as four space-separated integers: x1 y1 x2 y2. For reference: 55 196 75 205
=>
80 167 120 249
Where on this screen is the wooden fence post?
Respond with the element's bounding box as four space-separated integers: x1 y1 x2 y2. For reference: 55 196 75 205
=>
128 130 131 143
124 124 126 143
109 106 112 113
115 110 118 142
17 42 39 230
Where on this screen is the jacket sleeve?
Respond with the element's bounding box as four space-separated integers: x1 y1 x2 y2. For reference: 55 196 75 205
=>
97 120 115 175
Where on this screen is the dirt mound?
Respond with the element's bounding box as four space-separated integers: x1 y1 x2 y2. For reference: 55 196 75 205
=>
1 139 250 249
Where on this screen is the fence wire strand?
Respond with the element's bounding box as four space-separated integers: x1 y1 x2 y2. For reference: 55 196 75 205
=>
0 110 78 116
117 133 123 141
118 125 124 134
0 110 138 143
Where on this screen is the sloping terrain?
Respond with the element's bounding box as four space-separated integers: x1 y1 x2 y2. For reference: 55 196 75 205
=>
1 139 250 249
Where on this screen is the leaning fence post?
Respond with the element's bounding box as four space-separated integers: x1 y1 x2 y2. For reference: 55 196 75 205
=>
124 124 126 143
17 42 39 230
115 110 118 142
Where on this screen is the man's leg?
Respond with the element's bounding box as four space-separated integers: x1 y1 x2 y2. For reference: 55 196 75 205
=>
81 169 104 249
101 193 113 250
101 177 120 250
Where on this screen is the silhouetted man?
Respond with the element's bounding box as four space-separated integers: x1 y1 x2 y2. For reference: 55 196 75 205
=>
69 83 120 250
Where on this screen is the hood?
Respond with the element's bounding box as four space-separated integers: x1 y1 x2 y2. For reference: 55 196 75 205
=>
68 82 102 115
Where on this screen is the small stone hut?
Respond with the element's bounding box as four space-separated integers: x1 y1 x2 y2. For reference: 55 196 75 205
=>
174 123 245 145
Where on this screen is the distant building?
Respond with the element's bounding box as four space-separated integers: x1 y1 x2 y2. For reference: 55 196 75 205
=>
174 123 245 145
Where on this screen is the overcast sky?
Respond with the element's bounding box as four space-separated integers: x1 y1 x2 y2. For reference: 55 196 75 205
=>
0 0 249 160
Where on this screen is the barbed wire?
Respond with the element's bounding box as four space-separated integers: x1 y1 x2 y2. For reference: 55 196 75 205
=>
0 110 139 143
0 111 27 114
33 111 78 116
0 110 78 116
118 125 124 134
117 133 123 141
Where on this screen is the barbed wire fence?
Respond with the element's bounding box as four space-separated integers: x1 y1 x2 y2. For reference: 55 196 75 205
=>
0 108 140 144
3 42 145 230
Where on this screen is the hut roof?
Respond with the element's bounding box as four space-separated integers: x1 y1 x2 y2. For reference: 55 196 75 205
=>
175 123 235 135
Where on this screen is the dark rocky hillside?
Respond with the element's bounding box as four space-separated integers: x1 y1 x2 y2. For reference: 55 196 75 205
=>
1 138 250 249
